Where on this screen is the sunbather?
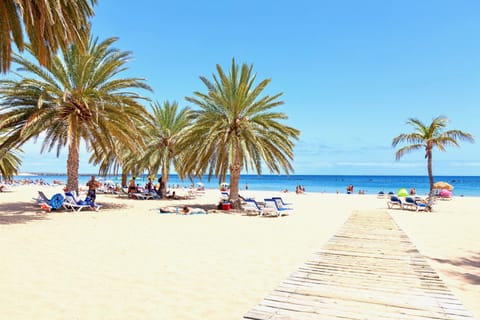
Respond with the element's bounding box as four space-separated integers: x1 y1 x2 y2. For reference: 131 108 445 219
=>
159 206 206 214
180 206 206 214
159 206 178 213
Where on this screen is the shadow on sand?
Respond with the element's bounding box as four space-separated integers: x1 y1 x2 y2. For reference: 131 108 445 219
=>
0 201 50 225
431 253 480 285
0 200 133 225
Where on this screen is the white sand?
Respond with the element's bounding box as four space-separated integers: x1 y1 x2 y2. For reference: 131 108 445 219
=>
0 186 478 319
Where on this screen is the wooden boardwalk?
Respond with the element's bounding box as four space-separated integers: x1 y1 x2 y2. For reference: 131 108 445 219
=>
243 210 476 320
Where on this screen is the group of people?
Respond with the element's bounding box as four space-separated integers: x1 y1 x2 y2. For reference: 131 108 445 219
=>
128 176 166 197
345 185 368 194
84 176 210 213
344 185 417 196
295 185 305 194
281 185 306 194
1 178 50 186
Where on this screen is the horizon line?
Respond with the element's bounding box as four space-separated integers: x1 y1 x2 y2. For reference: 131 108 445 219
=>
16 172 480 177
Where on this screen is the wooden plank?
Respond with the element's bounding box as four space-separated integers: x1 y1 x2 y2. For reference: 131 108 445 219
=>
243 210 475 320
262 293 463 320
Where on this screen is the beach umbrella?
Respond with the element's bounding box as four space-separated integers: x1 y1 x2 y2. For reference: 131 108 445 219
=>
439 189 452 198
397 188 408 197
433 181 453 191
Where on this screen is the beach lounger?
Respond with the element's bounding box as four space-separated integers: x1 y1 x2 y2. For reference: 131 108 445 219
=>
35 191 52 204
35 191 65 211
63 191 102 212
403 197 416 211
387 196 403 209
243 199 275 216
220 191 229 200
263 198 290 217
404 196 430 212
115 187 130 198
132 192 154 200
271 197 293 210
63 196 92 212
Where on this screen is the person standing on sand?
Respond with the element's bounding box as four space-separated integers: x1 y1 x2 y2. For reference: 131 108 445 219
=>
145 178 153 193
346 184 354 194
128 177 137 196
86 176 102 205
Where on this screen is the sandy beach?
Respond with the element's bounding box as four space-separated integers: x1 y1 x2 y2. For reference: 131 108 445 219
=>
0 186 478 319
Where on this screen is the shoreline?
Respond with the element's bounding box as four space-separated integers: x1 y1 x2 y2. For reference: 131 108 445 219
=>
5 182 480 199
0 185 478 319
9 173 480 197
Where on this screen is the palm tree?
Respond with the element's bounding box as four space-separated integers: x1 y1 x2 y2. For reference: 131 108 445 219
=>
140 101 194 198
89 141 138 187
392 116 474 193
89 114 152 186
183 59 300 208
0 35 152 192
0 0 96 73
0 131 22 180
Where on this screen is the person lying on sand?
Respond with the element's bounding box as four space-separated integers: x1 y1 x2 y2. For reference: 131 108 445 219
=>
159 206 179 213
159 206 206 214
180 206 206 214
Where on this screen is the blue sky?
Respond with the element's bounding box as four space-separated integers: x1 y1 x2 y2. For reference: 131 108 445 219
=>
18 0 480 175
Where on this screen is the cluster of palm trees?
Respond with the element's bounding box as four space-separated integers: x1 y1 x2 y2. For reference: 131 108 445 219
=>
0 2 475 206
0 4 300 207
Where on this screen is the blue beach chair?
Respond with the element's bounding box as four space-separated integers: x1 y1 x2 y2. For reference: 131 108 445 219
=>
243 199 274 216
36 191 65 211
263 198 291 217
404 196 430 212
387 196 403 209
271 197 293 209
64 191 101 212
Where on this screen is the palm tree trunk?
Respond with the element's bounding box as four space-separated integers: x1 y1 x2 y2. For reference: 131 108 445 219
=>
121 171 127 187
427 148 434 194
66 134 80 193
229 168 241 208
160 166 168 198
229 148 242 209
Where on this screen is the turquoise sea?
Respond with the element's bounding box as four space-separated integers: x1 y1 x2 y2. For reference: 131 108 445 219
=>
13 174 480 197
